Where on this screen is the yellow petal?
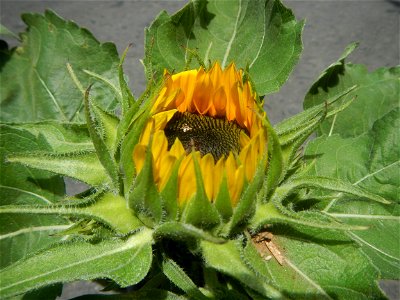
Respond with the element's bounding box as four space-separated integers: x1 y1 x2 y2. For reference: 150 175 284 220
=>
231 165 244 206
151 130 168 165
200 153 215 201
211 86 227 117
169 138 186 158
158 154 177 190
139 118 155 145
239 131 251 148
133 144 147 174
213 157 225 200
178 154 196 204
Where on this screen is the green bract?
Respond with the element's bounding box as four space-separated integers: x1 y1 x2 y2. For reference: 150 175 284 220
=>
0 1 398 299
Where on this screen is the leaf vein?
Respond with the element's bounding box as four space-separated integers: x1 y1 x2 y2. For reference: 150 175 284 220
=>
222 0 242 68
0 185 52 204
285 258 333 299
0 225 70 240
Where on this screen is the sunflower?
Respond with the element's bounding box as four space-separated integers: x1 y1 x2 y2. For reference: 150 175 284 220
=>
133 62 267 206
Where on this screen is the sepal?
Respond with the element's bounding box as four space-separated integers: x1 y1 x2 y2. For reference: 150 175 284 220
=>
120 107 151 194
90 103 119 154
119 44 136 115
84 87 120 191
180 154 221 229
128 142 163 227
213 175 233 221
221 151 268 236
159 159 180 221
154 221 225 244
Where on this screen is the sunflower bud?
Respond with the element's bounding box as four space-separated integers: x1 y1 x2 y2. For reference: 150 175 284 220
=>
131 62 268 229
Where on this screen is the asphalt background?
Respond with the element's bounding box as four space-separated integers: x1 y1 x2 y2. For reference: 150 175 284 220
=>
1 0 399 299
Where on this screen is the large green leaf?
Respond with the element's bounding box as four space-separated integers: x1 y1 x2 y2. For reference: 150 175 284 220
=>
10 121 93 153
326 201 399 280
303 108 399 279
303 46 399 138
201 239 283 299
0 10 120 123
305 110 399 202
7 150 109 187
144 0 303 95
301 46 399 281
1 191 144 235
0 125 69 269
243 226 386 299
0 228 153 298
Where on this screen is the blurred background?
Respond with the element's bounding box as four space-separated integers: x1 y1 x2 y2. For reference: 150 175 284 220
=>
1 0 399 299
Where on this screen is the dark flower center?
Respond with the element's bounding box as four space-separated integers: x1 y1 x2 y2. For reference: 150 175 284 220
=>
164 111 247 161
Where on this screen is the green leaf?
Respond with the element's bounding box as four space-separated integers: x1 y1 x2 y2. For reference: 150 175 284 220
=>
7 150 109 187
242 225 386 299
12 284 63 300
275 85 356 145
304 108 400 278
201 239 283 299
304 51 399 138
327 201 399 280
283 176 389 205
0 125 68 268
0 228 153 298
1 191 143 235
72 192 143 234
154 221 225 244
0 24 19 39
10 121 93 153
161 256 208 300
0 10 119 123
250 201 367 233
0 213 70 269
0 125 65 205
71 289 186 300
305 113 399 202
144 0 303 95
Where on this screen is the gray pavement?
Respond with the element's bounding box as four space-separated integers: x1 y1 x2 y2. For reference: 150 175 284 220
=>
1 0 399 299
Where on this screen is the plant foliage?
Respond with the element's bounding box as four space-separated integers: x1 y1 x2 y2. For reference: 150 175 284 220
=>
0 1 398 299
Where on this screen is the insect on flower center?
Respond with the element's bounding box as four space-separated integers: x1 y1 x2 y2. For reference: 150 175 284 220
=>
164 111 247 161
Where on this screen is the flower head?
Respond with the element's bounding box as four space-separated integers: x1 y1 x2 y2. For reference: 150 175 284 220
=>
133 62 267 206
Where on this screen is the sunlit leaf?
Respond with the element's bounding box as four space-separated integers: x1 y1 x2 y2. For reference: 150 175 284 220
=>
243 225 385 299
0 10 120 123
0 228 153 298
303 63 399 279
304 46 399 138
144 0 303 95
0 125 68 268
